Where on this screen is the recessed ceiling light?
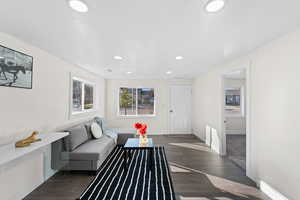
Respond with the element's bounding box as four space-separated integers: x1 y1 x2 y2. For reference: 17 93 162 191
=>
205 0 225 13
175 56 183 60
127 71 132 74
166 71 172 74
114 56 123 60
68 0 89 13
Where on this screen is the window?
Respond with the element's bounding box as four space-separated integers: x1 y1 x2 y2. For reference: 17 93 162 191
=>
224 88 243 115
84 84 94 110
72 77 95 114
226 94 240 106
137 88 155 115
119 88 136 116
72 79 82 112
119 87 155 116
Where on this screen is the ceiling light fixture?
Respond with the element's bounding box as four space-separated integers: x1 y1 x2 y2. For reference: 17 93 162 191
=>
127 71 132 74
175 56 183 60
166 71 173 75
205 0 225 13
68 0 89 13
114 56 123 60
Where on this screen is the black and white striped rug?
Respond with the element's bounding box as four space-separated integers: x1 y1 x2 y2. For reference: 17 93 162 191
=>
78 146 176 200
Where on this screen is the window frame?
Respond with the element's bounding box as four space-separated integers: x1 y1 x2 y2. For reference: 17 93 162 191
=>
224 86 245 117
117 87 156 117
71 76 96 116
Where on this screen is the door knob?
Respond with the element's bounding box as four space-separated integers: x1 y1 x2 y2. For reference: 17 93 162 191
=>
170 110 173 113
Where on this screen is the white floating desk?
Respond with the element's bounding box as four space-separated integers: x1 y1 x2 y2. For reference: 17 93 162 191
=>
0 132 69 167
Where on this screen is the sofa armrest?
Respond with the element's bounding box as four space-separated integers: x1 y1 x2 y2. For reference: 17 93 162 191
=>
51 139 69 170
61 151 70 161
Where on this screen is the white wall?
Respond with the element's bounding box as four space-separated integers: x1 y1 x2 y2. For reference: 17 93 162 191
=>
0 32 105 200
192 72 223 153
192 29 300 199
106 79 192 134
224 79 246 135
225 117 246 134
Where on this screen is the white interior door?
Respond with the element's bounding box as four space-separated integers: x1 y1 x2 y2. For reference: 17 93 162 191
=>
169 85 192 134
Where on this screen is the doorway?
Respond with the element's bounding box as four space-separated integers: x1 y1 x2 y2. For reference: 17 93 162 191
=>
169 85 192 134
222 69 248 171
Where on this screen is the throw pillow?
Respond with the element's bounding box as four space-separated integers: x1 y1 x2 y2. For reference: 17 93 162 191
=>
64 125 89 151
91 122 103 138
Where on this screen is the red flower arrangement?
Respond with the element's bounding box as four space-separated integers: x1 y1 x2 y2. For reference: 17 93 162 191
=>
139 124 147 135
134 122 148 135
134 122 143 130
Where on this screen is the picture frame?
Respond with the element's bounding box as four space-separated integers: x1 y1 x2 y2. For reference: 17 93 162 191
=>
0 45 33 89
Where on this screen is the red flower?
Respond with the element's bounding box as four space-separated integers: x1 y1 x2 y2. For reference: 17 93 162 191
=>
139 128 147 135
134 122 143 130
139 124 147 135
141 124 147 130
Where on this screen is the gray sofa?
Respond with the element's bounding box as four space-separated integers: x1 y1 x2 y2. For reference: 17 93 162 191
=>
51 117 118 171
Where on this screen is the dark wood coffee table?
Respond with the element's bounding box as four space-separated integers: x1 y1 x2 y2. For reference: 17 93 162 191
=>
123 138 154 171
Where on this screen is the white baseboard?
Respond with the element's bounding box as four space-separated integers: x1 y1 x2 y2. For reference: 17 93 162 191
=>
192 132 205 142
192 129 205 141
150 130 192 135
148 130 169 135
259 181 289 200
168 130 192 135
225 130 246 135
116 129 169 135
117 129 193 136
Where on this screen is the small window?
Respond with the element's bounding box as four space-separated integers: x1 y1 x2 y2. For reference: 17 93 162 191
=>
72 77 95 114
119 88 137 116
137 88 155 115
119 87 155 116
84 84 94 110
226 94 240 106
225 88 243 115
72 79 82 112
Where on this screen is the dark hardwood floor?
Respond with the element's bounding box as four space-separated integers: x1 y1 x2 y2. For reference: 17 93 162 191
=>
226 134 246 170
24 135 270 200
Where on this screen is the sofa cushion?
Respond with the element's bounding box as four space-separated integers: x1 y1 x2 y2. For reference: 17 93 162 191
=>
64 125 89 151
84 120 95 139
69 136 115 161
91 122 103 138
